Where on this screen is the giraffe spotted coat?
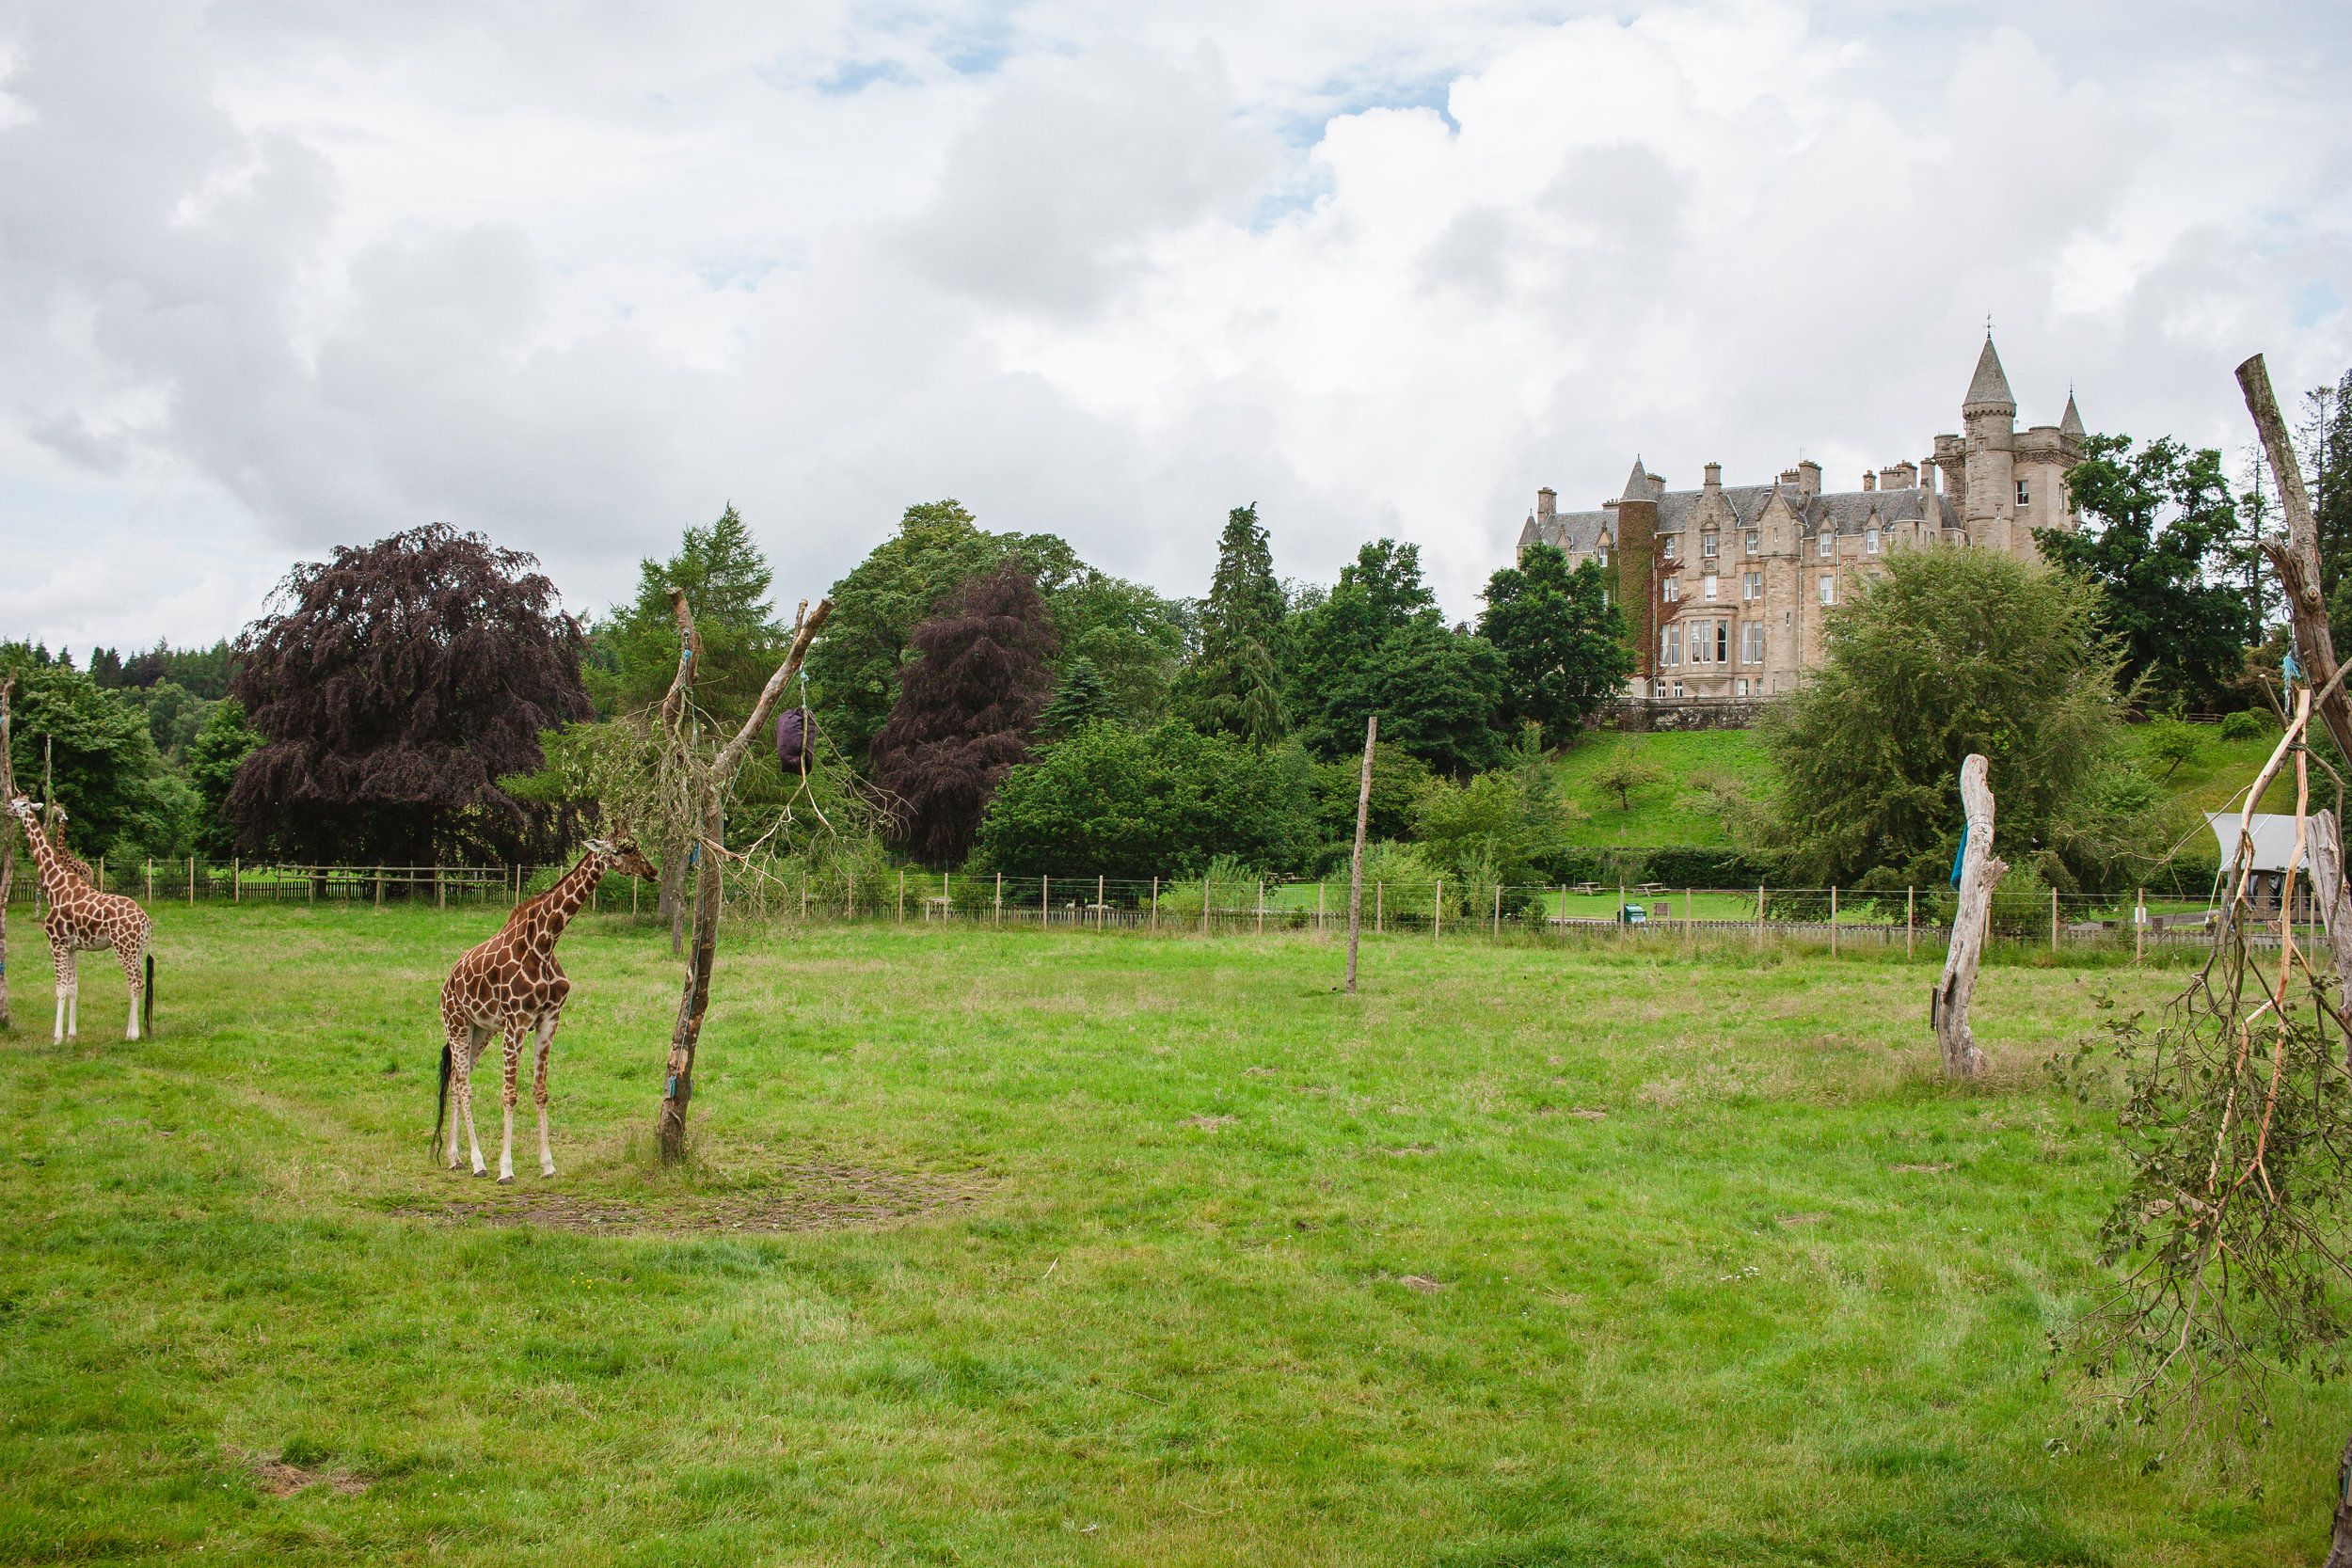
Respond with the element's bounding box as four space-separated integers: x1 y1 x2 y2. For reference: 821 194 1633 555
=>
438 836 658 1181
6 796 151 1044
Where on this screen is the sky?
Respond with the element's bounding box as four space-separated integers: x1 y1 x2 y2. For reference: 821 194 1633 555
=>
0 0 2347 655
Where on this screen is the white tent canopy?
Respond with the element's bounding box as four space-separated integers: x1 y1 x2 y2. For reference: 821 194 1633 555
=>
2206 813 2311 872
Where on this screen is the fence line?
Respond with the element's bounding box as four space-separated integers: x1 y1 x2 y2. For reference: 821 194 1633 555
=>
18 859 2277 958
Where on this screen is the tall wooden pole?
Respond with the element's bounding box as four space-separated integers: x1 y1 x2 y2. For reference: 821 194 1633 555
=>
657 594 834 1163
2240 355 2352 768
0 674 14 1029
1346 714 1376 992
1933 753 2005 1078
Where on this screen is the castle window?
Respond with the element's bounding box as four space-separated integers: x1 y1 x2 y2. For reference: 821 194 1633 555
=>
1742 572 1761 600
1655 679 1670 698
1663 577 1679 603
1714 621 1729 663
1743 623 1764 663
1736 678 1749 696
1673 681 1685 698
1661 536 1677 560
1745 531 1758 555
1703 574 1719 601
2016 479 2030 507
1662 625 1681 665
1702 533 1718 558
1818 575 1835 606
1866 528 1880 554
1818 532 1833 559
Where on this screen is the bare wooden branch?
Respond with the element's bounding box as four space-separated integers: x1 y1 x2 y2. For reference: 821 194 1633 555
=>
1345 714 1376 993
656 596 833 1163
1933 752 2004 1078
2240 354 2352 767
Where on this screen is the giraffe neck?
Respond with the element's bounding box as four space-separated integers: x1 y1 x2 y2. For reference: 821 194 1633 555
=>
532 852 607 942
13 811 74 900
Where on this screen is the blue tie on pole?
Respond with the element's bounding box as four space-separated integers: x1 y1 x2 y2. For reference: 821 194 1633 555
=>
1949 821 1969 889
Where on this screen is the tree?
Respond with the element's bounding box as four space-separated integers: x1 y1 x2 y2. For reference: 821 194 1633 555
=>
1414 753 1581 887
1590 749 1663 813
227 524 594 865
2041 435 2256 709
0 650 189 861
1292 539 1505 772
1051 571 1188 728
975 720 1318 879
1035 657 1117 738
1741 545 2142 898
589 504 789 721
1182 504 1293 745
185 699 260 855
1311 741 1432 847
1480 545 1633 744
868 565 1058 864
806 501 1100 764
2139 713 2201 782
2306 369 2352 597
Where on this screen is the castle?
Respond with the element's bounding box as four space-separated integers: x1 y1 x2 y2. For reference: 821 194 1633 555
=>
1516 337 2085 700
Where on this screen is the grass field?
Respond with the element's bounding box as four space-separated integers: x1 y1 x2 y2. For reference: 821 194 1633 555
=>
2 905 2340 1564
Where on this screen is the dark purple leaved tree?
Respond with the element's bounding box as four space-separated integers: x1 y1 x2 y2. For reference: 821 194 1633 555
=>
868 565 1058 864
228 524 594 864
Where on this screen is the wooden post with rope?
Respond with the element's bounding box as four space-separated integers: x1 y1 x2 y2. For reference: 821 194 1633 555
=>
1931 753 2004 1078
1346 716 1375 992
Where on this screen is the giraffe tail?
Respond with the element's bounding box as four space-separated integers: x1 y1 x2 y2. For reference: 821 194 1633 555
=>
143 954 154 1037
435 1043 453 1148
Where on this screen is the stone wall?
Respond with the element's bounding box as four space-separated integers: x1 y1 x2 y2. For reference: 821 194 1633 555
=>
1591 696 1772 733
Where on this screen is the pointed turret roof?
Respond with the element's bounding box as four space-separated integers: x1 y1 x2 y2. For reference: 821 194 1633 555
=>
2059 389 2085 438
1620 456 1651 499
1963 335 2016 415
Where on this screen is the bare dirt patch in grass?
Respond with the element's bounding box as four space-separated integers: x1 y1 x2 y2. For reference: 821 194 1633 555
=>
392 1162 987 1234
241 1451 370 1497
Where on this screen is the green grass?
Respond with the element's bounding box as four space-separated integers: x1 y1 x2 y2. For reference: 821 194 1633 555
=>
1 905 2337 1564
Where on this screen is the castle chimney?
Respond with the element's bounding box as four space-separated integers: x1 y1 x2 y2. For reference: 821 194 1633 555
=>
1795 459 1820 498
1862 471 1877 492
1536 486 1556 521
1703 462 1722 492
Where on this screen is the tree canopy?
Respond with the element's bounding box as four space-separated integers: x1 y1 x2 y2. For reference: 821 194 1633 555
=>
975 720 1317 879
1292 540 1505 773
227 524 594 864
589 504 790 721
1180 504 1292 746
1741 544 2143 897
2039 434 2254 710
0 649 189 861
1480 544 1633 745
868 565 1059 865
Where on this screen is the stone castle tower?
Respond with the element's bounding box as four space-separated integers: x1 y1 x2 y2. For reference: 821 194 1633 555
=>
1516 336 2084 704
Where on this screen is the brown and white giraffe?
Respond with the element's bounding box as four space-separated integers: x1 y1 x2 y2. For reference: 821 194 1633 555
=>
6 796 152 1044
437 835 659 1181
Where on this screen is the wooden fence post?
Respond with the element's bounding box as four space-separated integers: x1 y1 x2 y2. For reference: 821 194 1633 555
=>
1042 876 1050 927
1347 713 1375 990
1152 877 1160 930
1375 881 1383 935
1906 886 1915 960
1756 884 1765 948
2136 886 2146 962
994 872 1002 927
2050 885 2058 951
898 868 906 923
1830 886 1838 956
1318 880 1326 934
1257 879 1264 937
147 858 153 903
1933 753 2005 1078
1434 879 1443 942
1099 875 1106 929
1492 883 1502 938
1200 876 1210 935
1618 882 1626 942
189 856 196 907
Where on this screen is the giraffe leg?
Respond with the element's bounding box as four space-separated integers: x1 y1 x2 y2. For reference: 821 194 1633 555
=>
118 941 144 1042
459 1024 492 1177
497 1017 529 1183
532 1011 561 1178
445 1021 483 1170
64 951 79 1043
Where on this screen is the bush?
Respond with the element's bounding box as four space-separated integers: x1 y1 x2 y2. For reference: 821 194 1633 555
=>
2139 715 2201 781
2220 710 2266 742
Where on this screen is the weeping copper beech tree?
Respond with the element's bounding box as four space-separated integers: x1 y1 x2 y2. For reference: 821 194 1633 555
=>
868 564 1057 864
227 525 594 864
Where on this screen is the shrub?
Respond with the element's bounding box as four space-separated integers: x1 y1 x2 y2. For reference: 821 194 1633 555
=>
2219 709 2266 742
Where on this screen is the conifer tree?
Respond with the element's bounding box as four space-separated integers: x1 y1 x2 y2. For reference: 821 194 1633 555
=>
1182 504 1292 745
1036 657 1116 737
591 504 787 721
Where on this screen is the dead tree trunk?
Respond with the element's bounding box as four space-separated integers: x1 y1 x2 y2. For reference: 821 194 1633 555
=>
2241 356 2352 767
2312 811 2352 1041
1345 714 1376 993
657 589 703 955
1932 752 2004 1078
656 594 833 1163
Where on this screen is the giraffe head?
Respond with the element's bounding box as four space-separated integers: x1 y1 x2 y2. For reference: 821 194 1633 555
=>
5 795 33 824
586 833 660 881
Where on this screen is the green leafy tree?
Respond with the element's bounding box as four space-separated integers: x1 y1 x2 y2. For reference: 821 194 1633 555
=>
2138 714 2201 782
975 720 1317 879
589 504 789 721
1590 748 1663 813
185 699 261 855
1480 545 1632 744
1049 571 1188 727
1181 504 1293 745
1311 741 1433 847
0 647 191 860
1292 539 1505 773
1741 545 2144 898
1413 758 1582 887
2040 435 2255 710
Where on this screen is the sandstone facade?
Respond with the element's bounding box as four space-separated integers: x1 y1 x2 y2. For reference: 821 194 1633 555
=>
1517 337 2085 699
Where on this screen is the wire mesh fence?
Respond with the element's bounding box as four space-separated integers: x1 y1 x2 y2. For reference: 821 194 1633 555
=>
8 857 2277 958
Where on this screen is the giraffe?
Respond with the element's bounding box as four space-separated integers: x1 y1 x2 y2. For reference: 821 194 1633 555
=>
5 796 152 1044
437 835 659 1181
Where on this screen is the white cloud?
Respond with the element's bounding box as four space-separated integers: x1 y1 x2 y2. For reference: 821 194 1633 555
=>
0 0 2345 654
